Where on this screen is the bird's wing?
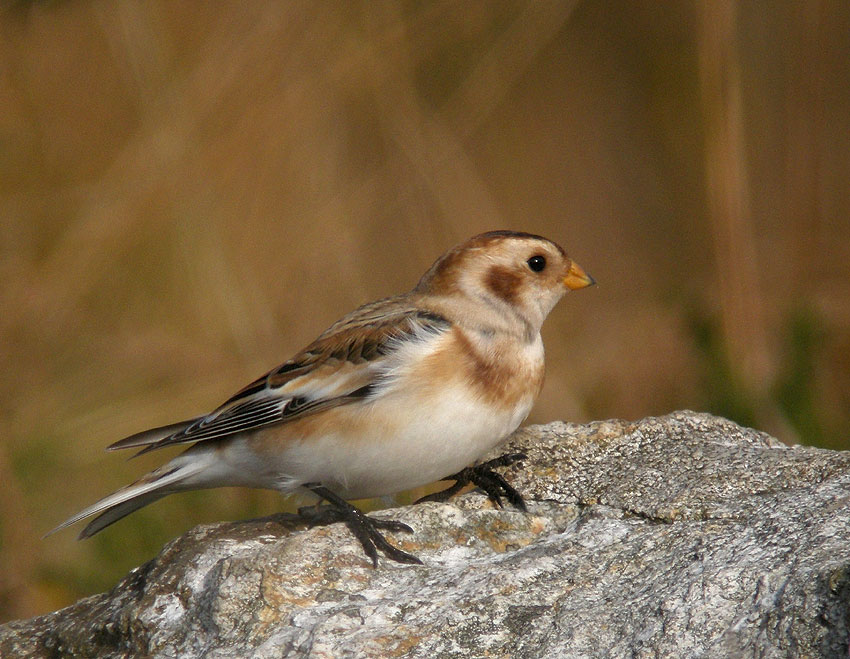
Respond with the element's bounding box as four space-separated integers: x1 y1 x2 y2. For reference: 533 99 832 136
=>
107 299 450 456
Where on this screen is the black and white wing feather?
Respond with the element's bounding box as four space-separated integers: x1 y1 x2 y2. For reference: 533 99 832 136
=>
107 300 449 456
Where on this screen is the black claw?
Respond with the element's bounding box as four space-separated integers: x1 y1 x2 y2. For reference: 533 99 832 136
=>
415 451 529 511
297 504 344 525
476 468 528 512
485 452 527 469
300 484 423 566
369 518 415 534
414 479 467 504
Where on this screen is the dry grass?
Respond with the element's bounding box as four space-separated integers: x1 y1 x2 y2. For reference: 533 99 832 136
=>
1 0 848 621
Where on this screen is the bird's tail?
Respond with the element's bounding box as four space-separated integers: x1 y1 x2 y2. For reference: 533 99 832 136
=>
46 450 213 540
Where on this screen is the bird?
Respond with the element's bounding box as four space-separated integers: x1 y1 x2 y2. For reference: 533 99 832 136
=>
49 230 595 565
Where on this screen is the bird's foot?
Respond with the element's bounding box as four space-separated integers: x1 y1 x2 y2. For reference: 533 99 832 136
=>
415 452 528 511
300 484 422 566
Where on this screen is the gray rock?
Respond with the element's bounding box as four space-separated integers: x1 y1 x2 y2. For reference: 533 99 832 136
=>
3 411 850 658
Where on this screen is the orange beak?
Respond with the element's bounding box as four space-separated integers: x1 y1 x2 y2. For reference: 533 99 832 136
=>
563 260 595 290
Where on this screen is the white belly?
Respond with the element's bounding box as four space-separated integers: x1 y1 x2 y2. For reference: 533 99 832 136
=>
208 381 533 500
210 328 541 500
237 386 532 499
305 389 532 499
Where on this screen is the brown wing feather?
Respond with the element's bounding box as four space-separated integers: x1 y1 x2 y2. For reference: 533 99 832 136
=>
111 298 449 456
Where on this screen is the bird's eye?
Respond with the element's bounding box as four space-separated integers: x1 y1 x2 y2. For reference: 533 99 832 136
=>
527 255 546 272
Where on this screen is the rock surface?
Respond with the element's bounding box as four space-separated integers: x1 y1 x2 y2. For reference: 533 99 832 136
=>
3 411 850 657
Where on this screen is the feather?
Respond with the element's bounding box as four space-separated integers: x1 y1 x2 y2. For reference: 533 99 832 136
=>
45 454 209 538
107 305 450 457
107 419 197 451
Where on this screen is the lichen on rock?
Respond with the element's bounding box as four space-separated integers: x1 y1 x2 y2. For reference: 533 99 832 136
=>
3 411 850 657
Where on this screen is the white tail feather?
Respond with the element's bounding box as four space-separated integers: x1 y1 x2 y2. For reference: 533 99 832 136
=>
46 452 211 539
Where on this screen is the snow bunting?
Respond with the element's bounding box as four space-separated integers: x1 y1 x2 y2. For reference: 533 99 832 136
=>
50 231 594 565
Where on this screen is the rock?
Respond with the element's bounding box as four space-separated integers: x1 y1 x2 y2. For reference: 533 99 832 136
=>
3 411 850 657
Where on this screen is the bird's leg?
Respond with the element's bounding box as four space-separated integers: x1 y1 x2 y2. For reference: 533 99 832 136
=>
415 452 528 512
299 483 423 566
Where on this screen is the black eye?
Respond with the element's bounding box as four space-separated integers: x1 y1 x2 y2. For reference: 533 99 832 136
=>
527 255 546 272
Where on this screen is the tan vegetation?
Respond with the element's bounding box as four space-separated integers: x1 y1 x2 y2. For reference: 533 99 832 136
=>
1 0 848 622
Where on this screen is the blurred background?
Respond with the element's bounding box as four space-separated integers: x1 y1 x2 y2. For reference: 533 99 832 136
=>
1 0 848 622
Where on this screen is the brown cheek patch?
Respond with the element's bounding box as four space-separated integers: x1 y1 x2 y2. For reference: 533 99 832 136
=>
485 265 523 304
